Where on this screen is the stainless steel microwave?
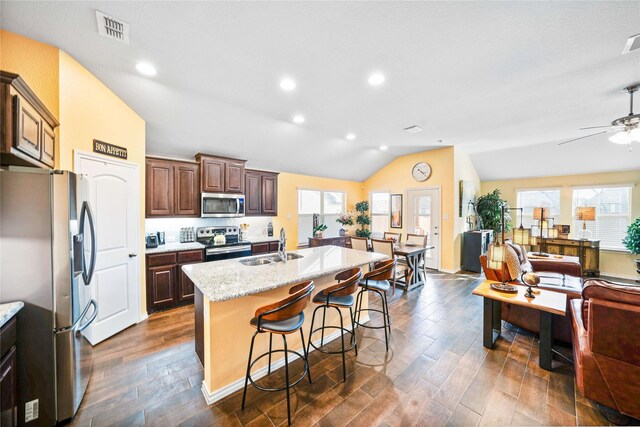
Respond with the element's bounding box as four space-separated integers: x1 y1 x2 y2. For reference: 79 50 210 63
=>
201 193 245 217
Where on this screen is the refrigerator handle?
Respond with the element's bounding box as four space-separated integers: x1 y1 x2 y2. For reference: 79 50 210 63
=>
76 300 98 333
79 201 97 285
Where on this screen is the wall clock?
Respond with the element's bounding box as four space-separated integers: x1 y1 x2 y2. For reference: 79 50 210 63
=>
412 162 432 182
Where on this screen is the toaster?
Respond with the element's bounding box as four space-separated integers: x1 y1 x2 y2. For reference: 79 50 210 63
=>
146 233 159 248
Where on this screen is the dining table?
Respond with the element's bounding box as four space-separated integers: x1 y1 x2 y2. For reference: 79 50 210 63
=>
392 243 435 291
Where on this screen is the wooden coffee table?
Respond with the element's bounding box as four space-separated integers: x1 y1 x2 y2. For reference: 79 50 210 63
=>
472 280 567 371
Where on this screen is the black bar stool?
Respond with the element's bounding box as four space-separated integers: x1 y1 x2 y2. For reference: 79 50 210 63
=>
241 281 314 426
354 258 396 351
306 267 362 382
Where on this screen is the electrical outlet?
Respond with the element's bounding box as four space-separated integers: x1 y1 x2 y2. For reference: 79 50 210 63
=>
25 399 39 422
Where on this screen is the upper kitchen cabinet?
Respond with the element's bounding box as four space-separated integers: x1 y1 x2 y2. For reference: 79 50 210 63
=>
146 157 199 218
245 169 279 216
196 153 246 194
0 71 59 169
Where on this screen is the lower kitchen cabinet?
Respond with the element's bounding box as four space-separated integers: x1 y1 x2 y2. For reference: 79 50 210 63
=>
146 249 204 313
0 317 17 427
251 241 279 255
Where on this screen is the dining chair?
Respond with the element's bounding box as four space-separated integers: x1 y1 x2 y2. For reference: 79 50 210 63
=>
383 231 402 244
350 236 369 252
371 238 408 295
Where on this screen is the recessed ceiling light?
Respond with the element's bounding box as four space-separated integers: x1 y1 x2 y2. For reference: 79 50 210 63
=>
346 133 356 141
280 78 296 91
368 72 385 86
292 115 305 124
379 145 388 151
136 62 157 76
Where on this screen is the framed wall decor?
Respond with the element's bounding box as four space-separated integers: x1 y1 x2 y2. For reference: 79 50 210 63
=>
459 180 477 217
390 194 403 228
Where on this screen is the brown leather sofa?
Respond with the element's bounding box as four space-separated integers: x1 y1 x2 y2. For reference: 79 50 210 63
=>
480 252 583 343
571 280 640 420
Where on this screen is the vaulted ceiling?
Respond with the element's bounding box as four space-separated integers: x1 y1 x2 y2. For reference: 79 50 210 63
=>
2 1 639 181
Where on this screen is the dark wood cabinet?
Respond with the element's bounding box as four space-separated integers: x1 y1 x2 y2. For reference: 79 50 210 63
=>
146 249 204 313
245 169 279 216
0 317 17 427
461 230 494 273
308 236 351 248
245 170 262 215
146 157 199 218
225 161 245 193
174 163 200 216
196 154 246 194
1 71 59 169
251 241 279 255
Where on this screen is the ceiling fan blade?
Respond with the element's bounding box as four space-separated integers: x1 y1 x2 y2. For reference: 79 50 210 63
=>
558 130 616 145
578 125 620 130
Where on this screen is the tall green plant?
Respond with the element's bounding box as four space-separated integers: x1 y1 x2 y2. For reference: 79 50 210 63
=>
622 217 640 255
476 189 511 238
355 201 372 238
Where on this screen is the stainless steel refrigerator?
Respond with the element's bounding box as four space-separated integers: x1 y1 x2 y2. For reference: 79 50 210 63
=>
0 168 98 426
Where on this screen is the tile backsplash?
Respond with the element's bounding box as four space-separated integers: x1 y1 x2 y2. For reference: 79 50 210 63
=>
145 217 272 243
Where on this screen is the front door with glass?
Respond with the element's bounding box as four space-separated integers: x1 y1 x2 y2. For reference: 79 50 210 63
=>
407 188 441 270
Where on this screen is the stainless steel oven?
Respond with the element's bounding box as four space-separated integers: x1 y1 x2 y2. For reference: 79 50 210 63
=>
201 193 245 217
205 244 252 262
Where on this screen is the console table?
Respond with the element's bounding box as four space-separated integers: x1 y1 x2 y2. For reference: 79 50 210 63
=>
308 235 351 248
538 238 600 277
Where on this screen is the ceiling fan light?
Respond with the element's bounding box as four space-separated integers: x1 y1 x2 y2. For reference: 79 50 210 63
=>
629 127 640 142
609 130 631 144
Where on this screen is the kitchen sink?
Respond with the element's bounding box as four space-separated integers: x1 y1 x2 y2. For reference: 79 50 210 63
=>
239 258 273 266
268 253 304 262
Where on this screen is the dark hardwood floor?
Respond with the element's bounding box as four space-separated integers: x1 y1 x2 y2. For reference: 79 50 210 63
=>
69 272 611 426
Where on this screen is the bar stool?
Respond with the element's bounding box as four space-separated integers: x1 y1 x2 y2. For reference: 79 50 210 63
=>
241 281 315 426
307 268 363 382
354 258 397 351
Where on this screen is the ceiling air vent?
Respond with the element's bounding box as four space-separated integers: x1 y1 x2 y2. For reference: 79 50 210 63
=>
403 125 423 134
96 11 130 44
622 33 640 54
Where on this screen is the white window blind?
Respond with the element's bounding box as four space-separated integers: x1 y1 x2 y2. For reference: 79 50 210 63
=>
516 189 561 228
370 192 390 237
572 186 632 250
297 189 346 245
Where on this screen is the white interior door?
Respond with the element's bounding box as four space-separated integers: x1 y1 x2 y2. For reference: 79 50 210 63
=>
75 151 140 345
407 188 441 270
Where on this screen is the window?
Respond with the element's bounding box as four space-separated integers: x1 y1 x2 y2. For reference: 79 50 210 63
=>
572 186 632 250
516 189 561 228
297 189 346 245
370 192 390 237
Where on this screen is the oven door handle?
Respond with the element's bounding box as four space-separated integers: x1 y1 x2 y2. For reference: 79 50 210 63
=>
206 246 251 255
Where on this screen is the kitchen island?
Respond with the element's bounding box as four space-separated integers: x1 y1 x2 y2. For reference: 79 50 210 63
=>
182 245 387 404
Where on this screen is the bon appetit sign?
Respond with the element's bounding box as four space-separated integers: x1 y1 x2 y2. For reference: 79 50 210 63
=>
93 139 127 160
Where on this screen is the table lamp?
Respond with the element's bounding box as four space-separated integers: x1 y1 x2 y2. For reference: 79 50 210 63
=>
511 207 531 246
576 207 596 240
488 205 518 293
531 207 550 257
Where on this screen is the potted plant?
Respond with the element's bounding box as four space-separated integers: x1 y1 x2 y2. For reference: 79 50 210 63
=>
355 201 372 238
313 224 328 238
622 217 640 282
476 189 512 238
336 212 354 236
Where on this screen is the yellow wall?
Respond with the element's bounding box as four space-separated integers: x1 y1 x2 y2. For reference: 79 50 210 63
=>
58 51 147 314
0 30 60 120
271 172 364 250
363 147 458 272
482 169 640 278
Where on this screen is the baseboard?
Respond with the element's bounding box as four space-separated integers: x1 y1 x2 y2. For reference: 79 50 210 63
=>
138 312 149 323
599 272 638 281
439 268 459 274
200 315 370 405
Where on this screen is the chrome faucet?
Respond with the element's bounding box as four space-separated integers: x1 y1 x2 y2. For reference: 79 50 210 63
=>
277 227 287 262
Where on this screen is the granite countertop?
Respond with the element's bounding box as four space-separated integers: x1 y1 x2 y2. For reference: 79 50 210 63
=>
0 301 24 328
182 246 387 302
145 242 205 255
244 236 279 244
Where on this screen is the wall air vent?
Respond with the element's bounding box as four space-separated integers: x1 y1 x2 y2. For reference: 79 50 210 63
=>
403 125 423 133
96 11 130 44
623 33 640 54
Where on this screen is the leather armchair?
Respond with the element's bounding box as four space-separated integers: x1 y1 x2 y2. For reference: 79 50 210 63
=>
480 253 583 343
571 280 640 420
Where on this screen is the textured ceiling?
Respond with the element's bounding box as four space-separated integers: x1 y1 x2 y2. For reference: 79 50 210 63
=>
1 1 639 181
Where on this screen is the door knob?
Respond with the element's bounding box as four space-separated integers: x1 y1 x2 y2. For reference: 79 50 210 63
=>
129 253 138 258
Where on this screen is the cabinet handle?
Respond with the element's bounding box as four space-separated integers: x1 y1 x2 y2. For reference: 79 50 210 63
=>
129 253 138 258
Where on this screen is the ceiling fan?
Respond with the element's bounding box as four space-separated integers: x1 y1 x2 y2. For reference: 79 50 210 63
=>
559 84 640 146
